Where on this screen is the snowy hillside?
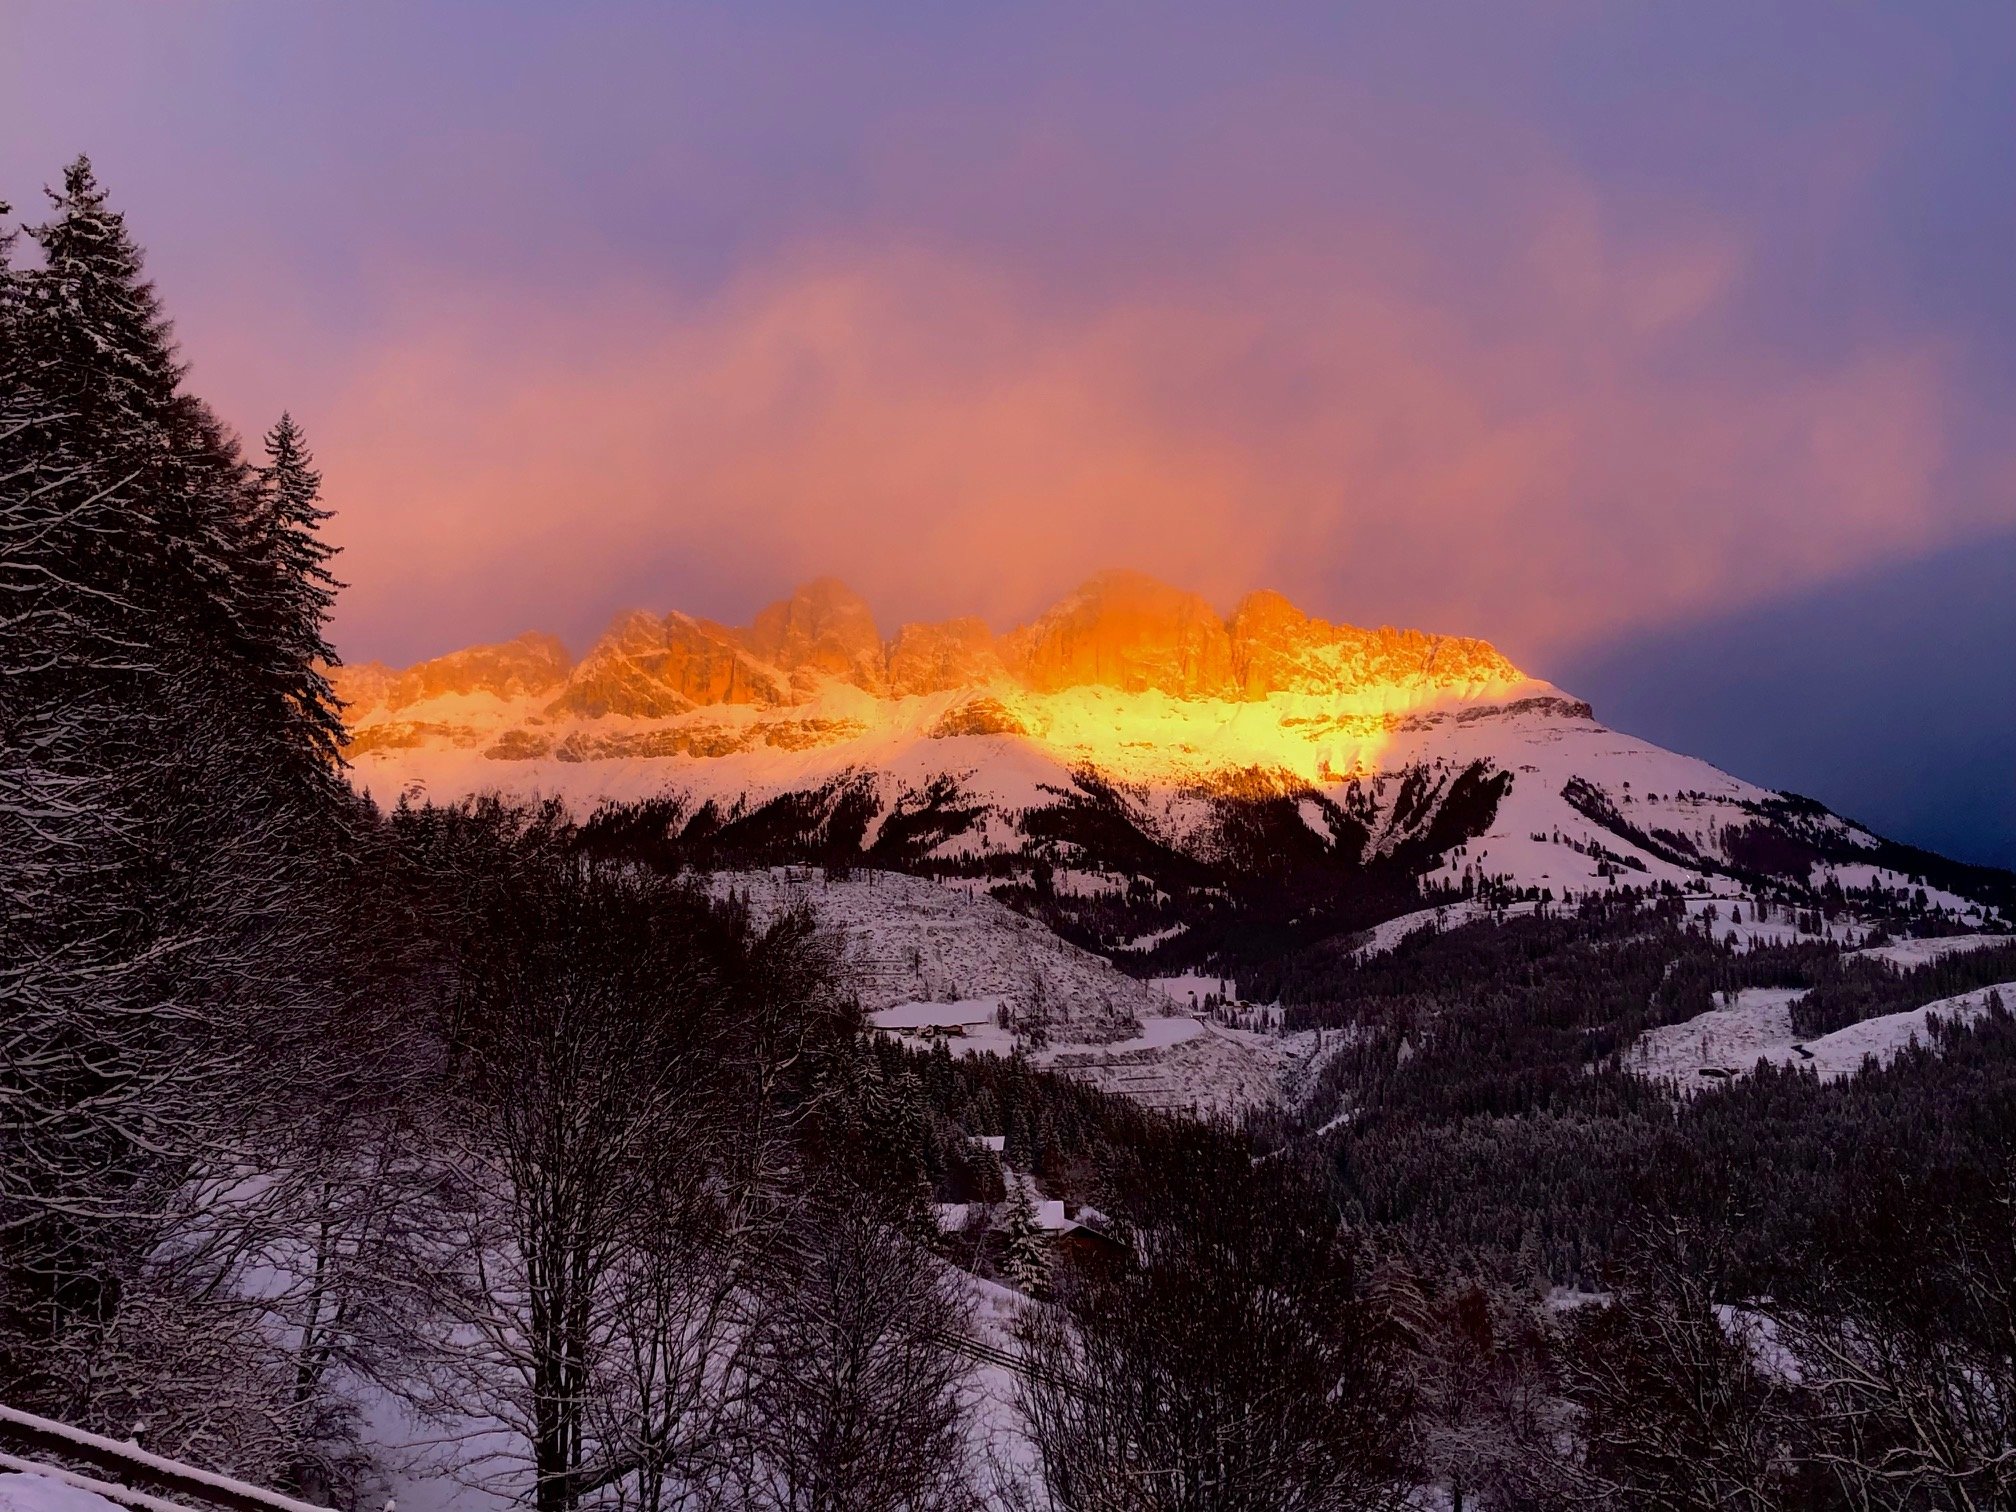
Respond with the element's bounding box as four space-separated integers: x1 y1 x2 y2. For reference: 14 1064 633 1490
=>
708 867 1155 1040
1627 988 1809 1083
710 867 1288 1113
1851 933 2011 968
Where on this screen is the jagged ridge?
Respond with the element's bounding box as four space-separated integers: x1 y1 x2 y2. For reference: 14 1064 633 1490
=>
334 570 1522 722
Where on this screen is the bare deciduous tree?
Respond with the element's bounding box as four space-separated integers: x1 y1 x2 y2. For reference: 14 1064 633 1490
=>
407 860 732 1512
1013 1145 1415 1512
1767 1165 2016 1511
739 1204 980 1512
1530 1223 1806 1512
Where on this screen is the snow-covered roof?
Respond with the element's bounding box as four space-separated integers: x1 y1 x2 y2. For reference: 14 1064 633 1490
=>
870 998 1001 1030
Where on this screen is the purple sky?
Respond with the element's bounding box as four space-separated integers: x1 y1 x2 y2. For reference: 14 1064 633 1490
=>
4 2 2012 861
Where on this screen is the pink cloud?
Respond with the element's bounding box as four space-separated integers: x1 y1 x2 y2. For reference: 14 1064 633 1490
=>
300 192 1995 675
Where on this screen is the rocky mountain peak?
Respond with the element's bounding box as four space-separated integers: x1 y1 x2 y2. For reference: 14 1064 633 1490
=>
1226 590 1520 697
746 578 888 696
1003 571 1237 697
545 609 788 720
331 631 573 716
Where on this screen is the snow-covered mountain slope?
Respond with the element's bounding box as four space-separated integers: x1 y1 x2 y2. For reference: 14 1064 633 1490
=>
1627 988 1810 1083
337 573 2013 951
1850 933 2011 969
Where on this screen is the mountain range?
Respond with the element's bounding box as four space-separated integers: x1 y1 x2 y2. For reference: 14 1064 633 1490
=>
335 571 2011 975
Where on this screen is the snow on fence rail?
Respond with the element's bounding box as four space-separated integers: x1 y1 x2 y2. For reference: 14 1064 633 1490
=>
0 1404 327 1512
0 1293 1075 1512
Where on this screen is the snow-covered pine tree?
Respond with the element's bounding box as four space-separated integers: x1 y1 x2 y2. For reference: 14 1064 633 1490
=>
0 168 178 1382
1001 1181 1053 1296
27 158 285 734
23 157 184 637
0 163 369 1440
0 161 194 1255
0 196 19 411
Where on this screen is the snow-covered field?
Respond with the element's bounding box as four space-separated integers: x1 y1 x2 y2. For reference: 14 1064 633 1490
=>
1814 863 1994 921
1680 895 1870 948
1356 894 1890 963
1044 1018 1282 1117
1850 933 2011 969
869 993 1284 1117
1347 899 1547 959
1626 983 2016 1087
1749 984 2016 1082
1626 988 1806 1081
708 870 1289 1112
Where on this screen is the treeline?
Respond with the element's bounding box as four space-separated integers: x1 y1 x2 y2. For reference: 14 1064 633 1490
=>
1239 896 2016 1506
1248 899 2016 1289
573 763 1479 982
892 1004 2016 1509
1792 938 2016 1035
1389 1158 2016 1511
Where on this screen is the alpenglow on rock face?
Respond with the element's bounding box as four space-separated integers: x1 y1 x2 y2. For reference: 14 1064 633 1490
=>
327 574 2011 953
334 571 1521 722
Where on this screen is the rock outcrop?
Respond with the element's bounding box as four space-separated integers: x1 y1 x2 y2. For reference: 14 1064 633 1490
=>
1228 589 1518 698
745 577 889 697
887 616 1009 696
1002 571 1237 698
545 610 787 719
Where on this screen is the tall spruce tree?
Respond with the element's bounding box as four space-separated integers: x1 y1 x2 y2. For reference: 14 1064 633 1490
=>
0 164 164 1381
0 159 235 1355
27 157 273 714
22 157 183 640
250 413 345 773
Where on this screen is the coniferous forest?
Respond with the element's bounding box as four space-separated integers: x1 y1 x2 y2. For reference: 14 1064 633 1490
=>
5 162 2016 1511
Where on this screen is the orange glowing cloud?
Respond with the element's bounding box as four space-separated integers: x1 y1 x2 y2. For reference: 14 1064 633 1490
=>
304 190 1995 673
